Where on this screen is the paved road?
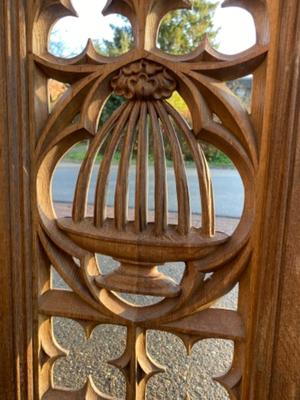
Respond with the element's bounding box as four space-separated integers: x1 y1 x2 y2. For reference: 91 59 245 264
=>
52 163 244 218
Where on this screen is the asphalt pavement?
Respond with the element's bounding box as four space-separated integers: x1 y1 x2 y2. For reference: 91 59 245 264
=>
52 163 244 219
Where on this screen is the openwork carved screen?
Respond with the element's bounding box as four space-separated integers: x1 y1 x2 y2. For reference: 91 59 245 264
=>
33 0 269 398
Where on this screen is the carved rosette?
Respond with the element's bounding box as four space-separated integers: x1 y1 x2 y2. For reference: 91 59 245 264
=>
32 0 269 398
111 60 177 100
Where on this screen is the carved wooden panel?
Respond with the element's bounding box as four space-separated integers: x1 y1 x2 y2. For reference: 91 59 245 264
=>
30 0 269 398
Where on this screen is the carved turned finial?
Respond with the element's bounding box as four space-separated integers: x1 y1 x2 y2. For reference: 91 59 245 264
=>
103 0 192 50
111 60 176 100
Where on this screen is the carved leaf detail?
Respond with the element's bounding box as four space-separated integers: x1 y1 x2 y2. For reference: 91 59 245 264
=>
111 59 176 100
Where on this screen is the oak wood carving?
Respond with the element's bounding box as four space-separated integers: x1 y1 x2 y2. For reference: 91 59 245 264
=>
29 0 270 399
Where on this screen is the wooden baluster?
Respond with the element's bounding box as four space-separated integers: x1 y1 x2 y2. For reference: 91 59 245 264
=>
165 102 215 236
115 101 140 231
94 102 134 227
155 101 191 235
148 102 168 235
72 103 127 222
135 102 149 233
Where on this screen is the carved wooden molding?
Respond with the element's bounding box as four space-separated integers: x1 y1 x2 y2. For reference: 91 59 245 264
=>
3 0 299 399
30 0 270 398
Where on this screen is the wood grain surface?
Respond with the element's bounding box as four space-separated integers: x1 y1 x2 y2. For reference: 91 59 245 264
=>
0 0 299 399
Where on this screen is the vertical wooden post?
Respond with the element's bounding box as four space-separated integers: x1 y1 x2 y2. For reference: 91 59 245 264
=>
0 1 34 399
244 1 300 399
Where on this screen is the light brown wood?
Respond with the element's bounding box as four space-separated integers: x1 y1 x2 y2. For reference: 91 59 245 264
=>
242 1 300 399
33 0 260 396
135 101 149 232
0 1 35 399
94 102 133 226
114 101 140 231
0 0 299 399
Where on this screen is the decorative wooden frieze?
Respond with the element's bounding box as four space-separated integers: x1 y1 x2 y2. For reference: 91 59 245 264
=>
29 0 270 398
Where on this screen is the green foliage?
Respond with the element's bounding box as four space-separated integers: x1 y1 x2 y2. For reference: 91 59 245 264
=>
96 23 134 56
98 1 219 56
99 94 126 126
57 2 235 168
157 0 219 55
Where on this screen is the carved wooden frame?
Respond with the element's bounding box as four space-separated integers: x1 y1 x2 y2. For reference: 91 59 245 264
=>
0 0 299 399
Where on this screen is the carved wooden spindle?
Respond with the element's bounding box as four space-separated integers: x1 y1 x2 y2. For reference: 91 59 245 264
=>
94 103 134 227
114 102 140 231
135 101 149 233
165 102 215 236
154 101 191 235
148 101 168 235
72 103 128 223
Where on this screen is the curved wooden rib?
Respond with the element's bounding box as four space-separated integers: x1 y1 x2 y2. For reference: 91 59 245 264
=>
43 377 114 399
115 102 140 231
94 103 134 227
153 39 267 66
154 101 191 235
178 71 258 167
36 125 91 170
33 0 77 55
148 102 168 235
37 129 111 312
164 102 215 236
38 228 94 304
163 244 252 324
72 103 127 222
214 367 241 400
135 102 149 232
81 73 118 135
39 318 67 398
35 72 100 157
33 54 100 83
189 72 258 166
190 45 268 81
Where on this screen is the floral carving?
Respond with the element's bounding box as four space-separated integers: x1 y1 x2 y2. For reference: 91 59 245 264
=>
33 0 269 398
111 59 176 100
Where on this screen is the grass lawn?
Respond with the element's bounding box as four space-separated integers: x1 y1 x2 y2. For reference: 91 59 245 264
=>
63 143 234 169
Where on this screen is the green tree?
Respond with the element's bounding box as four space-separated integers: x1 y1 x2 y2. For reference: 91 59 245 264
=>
98 24 133 56
99 92 125 126
158 0 219 55
99 0 219 56
98 1 226 164
95 21 133 127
